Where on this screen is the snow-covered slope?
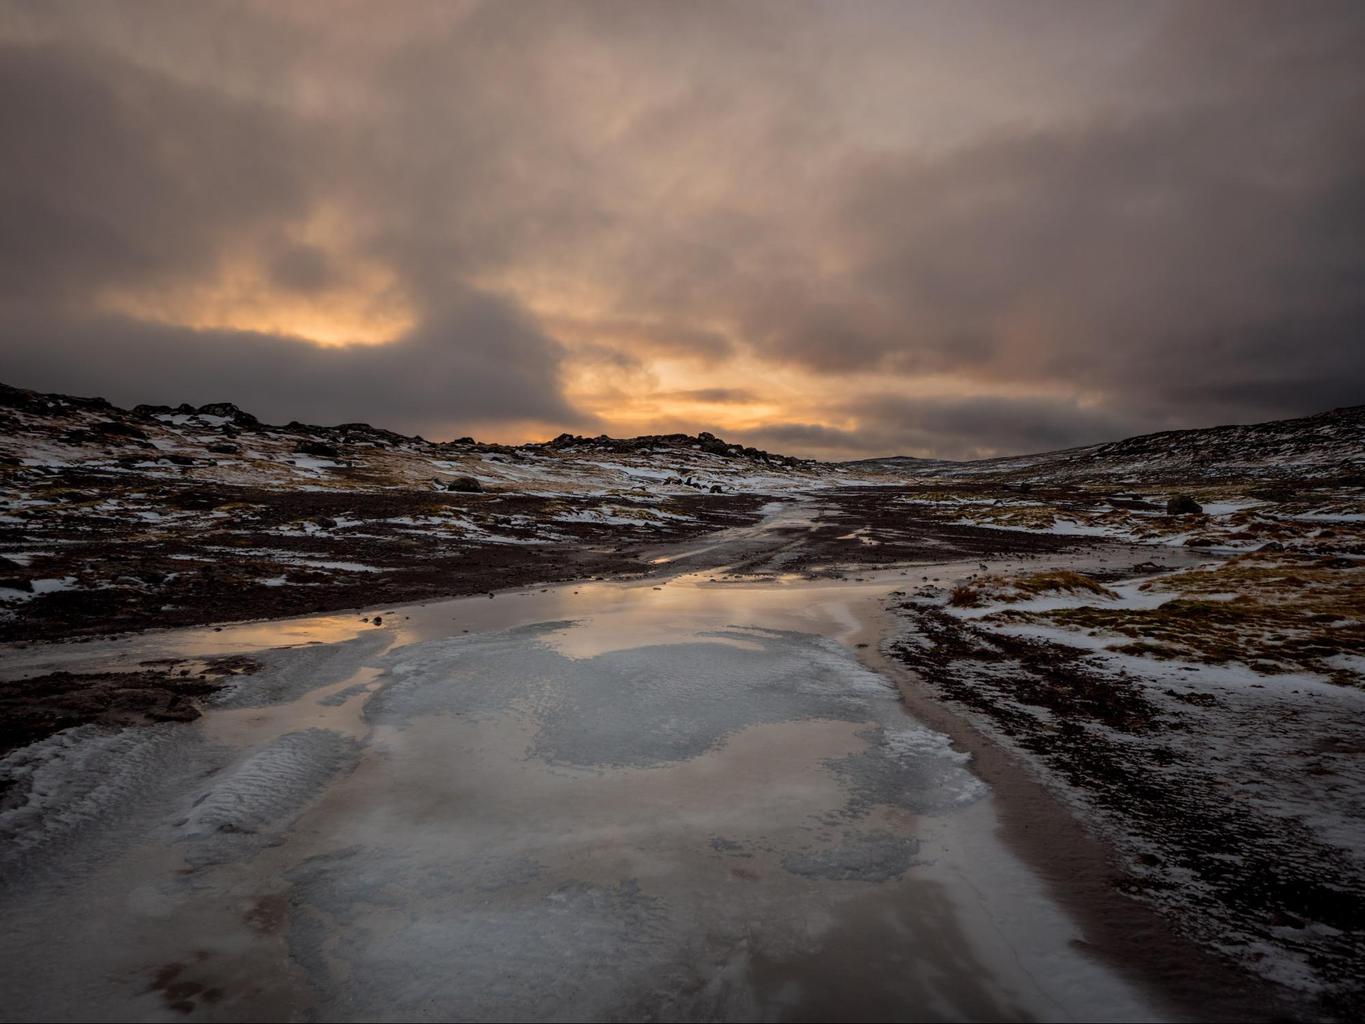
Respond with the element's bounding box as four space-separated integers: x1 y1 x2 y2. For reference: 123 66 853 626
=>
851 405 1365 484
7 382 1361 492
0 382 833 496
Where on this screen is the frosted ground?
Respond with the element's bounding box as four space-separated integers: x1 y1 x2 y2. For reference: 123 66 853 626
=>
1 572 1179 1022
2 382 1362 1019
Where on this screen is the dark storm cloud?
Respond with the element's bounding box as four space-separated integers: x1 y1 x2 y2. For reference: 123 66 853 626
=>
548 317 735 365
0 40 310 306
0 29 581 433
1 287 583 437
0 1 1362 455
745 394 1135 461
857 394 1135 459
797 104 1365 424
720 2 1365 429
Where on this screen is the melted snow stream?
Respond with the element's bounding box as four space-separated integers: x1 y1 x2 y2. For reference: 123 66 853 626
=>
0 568 1168 1021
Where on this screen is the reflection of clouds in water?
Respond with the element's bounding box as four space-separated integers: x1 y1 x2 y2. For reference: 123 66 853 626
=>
372 621 984 818
277 620 995 1018
285 852 680 1023
782 832 921 883
0 578 1161 1022
831 724 987 818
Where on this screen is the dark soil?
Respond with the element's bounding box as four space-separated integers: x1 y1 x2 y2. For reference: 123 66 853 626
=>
0 485 772 642
0 485 1092 643
885 599 1365 1020
725 487 1086 577
0 655 259 763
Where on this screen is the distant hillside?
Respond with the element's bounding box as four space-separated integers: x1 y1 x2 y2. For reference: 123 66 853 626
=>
848 405 1365 484
0 382 821 496
4 380 1361 490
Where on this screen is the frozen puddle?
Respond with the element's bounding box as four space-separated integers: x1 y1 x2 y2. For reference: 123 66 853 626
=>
0 573 1166 1021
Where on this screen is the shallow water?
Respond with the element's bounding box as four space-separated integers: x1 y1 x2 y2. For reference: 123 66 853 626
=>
0 569 1168 1022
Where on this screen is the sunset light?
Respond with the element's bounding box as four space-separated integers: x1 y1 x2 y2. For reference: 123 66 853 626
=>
2 3 1362 1021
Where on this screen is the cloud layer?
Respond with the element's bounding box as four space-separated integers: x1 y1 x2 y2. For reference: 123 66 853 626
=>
1 1 1362 456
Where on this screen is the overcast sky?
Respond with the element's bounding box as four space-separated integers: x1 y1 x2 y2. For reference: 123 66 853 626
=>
2 0 1362 458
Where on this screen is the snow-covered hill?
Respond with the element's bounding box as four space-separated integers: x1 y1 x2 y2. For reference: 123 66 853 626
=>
851 405 1365 484
0 382 836 497
7 382 1361 494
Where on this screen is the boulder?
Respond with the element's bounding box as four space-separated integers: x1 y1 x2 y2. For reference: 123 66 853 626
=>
335 422 407 444
197 402 259 426
91 420 148 440
295 440 340 459
439 475 483 493
1165 494 1202 516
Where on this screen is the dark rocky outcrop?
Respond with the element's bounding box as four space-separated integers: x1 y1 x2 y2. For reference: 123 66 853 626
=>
295 440 341 459
1166 494 1203 516
436 475 483 493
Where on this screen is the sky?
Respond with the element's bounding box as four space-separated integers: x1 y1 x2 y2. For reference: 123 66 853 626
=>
1 0 1362 459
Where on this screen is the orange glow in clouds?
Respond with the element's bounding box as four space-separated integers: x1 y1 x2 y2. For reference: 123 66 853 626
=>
93 233 1085 454
101 207 416 347
102 286 412 347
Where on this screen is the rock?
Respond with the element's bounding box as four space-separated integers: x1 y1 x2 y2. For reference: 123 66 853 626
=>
196 402 259 426
90 420 148 440
709 484 723 493
0 569 32 593
295 440 340 459
207 442 240 455
442 475 483 493
336 422 409 444
1165 494 1202 515
147 696 201 723
697 433 732 456
1258 540 1285 552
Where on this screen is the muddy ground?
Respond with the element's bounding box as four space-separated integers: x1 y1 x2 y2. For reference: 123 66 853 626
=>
0 484 1088 643
881 563 1365 1020
0 485 775 642
4 482 1361 1018
0 487 1090 754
